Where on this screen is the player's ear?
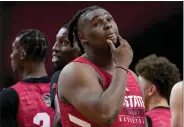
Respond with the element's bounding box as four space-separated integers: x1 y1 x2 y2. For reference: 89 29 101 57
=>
19 46 27 60
78 32 88 44
148 85 157 96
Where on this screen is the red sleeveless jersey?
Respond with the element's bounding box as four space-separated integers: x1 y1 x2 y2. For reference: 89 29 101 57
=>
12 82 55 127
58 57 146 127
146 107 171 127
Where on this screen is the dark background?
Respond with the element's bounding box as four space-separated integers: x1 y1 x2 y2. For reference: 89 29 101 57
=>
0 1 183 88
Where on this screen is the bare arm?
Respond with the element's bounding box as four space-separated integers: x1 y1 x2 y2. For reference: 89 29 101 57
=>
170 81 183 127
130 70 148 127
58 62 128 126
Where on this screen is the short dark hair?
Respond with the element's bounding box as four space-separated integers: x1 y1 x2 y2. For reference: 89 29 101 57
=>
61 23 79 49
17 29 49 62
135 54 181 100
62 23 69 29
68 5 102 53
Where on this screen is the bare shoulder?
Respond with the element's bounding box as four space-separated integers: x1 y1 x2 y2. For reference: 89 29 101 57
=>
170 81 183 127
170 81 183 100
57 62 97 92
57 61 102 98
59 62 96 78
172 81 183 91
57 61 104 113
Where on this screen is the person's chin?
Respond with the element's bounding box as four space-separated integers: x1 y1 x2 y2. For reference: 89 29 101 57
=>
53 62 60 68
53 61 64 71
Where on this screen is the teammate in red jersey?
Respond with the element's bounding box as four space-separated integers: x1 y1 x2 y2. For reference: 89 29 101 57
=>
50 23 81 127
57 5 147 127
170 81 183 127
0 29 55 127
135 54 181 127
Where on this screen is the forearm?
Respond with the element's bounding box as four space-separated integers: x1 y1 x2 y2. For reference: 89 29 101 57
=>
97 68 128 120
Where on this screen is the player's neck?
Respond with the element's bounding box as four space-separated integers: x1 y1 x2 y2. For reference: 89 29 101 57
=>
22 62 47 79
84 48 115 71
148 96 169 111
53 65 64 73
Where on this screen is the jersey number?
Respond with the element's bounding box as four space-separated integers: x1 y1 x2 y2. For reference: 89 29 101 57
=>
69 114 91 127
33 112 50 127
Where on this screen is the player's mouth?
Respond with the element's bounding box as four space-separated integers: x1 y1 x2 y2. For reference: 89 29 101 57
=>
107 33 116 39
107 33 118 47
52 55 60 63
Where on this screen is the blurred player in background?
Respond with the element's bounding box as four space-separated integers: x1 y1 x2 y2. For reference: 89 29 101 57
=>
50 23 81 127
135 54 181 127
0 29 55 127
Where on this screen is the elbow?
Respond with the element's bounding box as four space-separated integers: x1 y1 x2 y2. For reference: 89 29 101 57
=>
103 116 116 126
79 99 120 126
95 103 119 126
98 112 118 126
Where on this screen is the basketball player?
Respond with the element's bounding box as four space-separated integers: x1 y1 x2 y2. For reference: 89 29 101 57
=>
170 81 183 127
57 5 147 127
51 24 81 127
0 29 55 127
135 54 181 127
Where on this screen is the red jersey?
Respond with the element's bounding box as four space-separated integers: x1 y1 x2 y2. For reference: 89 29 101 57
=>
58 57 146 127
146 107 171 127
12 81 55 127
